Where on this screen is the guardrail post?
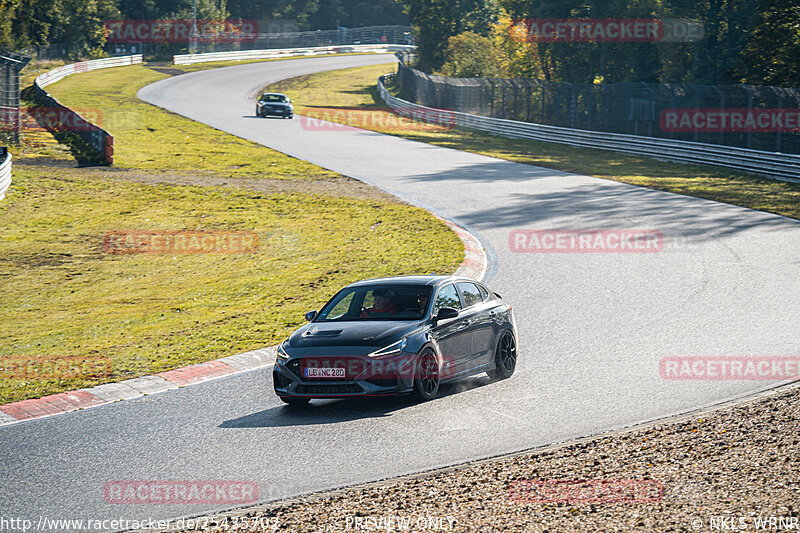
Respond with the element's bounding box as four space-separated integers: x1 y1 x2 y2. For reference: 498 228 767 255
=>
0 146 11 200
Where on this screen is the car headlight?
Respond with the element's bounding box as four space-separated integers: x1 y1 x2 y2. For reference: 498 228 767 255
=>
368 338 407 358
276 342 290 361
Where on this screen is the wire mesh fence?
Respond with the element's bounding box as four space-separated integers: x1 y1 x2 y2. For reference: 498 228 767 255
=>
14 44 69 63
0 51 32 145
396 62 800 154
121 25 413 58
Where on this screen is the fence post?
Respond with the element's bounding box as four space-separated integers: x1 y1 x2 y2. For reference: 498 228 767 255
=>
773 87 784 153
688 83 700 142
526 80 532 123
743 85 755 150
711 85 725 146
0 51 32 145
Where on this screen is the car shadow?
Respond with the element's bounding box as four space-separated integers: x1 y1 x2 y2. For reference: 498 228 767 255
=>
241 115 289 120
218 376 493 428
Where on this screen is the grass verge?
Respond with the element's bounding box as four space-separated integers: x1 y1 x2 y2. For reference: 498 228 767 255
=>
267 64 800 221
0 60 463 404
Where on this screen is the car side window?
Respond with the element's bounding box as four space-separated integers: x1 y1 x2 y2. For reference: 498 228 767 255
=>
477 284 489 301
457 282 483 308
433 284 462 314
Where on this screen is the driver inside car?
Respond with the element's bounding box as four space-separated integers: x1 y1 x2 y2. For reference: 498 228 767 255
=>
360 290 398 318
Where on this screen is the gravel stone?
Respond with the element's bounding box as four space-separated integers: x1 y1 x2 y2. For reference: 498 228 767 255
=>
159 384 800 532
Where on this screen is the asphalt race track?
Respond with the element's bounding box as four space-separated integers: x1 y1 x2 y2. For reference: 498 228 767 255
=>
2 54 799 530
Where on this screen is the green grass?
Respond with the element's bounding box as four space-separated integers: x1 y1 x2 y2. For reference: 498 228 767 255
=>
43 64 338 178
268 64 800 221
0 60 463 403
11 55 369 162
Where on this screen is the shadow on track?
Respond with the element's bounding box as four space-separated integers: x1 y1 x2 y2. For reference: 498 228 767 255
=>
219 376 493 428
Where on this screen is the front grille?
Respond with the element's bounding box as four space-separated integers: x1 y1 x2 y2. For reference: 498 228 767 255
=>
296 384 363 394
365 378 397 388
291 357 368 381
273 371 292 389
286 359 303 378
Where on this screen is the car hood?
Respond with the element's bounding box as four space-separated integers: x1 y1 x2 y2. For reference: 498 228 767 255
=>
287 321 423 349
260 101 290 106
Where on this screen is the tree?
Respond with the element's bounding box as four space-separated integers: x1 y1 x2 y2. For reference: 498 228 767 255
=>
224 0 320 29
491 15 546 78
661 0 758 84
57 0 120 58
0 2 18 51
496 0 665 83
10 0 58 49
309 0 409 30
403 0 502 72
440 31 499 77
734 0 800 86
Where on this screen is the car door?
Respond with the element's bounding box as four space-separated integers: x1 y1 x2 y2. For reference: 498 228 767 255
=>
455 281 494 372
429 283 470 379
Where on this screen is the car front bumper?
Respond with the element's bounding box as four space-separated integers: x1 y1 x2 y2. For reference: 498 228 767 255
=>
259 106 292 116
272 354 417 398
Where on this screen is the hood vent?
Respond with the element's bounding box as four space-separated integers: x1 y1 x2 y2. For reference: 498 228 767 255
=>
303 327 343 338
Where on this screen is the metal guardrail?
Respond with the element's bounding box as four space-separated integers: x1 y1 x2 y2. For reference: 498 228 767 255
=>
173 44 415 65
379 72 800 183
0 147 11 200
33 55 143 165
35 55 143 88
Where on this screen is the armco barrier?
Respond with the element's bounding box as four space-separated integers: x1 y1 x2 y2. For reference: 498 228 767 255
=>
33 55 143 165
0 148 11 200
173 44 414 65
379 72 800 183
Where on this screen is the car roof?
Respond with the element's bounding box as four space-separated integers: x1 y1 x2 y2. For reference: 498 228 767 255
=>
261 92 287 97
347 275 478 289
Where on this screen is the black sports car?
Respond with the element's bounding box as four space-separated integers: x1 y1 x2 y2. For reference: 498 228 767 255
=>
256 92 294 118
272 275 518 405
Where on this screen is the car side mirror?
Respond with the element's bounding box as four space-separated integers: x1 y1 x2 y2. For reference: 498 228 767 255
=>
433 307 459 322
304 310 317 321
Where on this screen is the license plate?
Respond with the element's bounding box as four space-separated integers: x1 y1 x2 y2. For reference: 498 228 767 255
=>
304 367 346 379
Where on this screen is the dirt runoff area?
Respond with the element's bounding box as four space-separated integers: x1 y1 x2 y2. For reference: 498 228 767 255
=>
145 382 800 533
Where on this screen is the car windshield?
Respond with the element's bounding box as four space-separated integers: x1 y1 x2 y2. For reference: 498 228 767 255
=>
316 285 432 321
260 94 287 102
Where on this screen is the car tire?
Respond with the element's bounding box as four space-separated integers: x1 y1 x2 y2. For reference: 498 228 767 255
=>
488 330 517 381
280 397 310 407
256 108 261 117
412 348 440 401
288 114 294 119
